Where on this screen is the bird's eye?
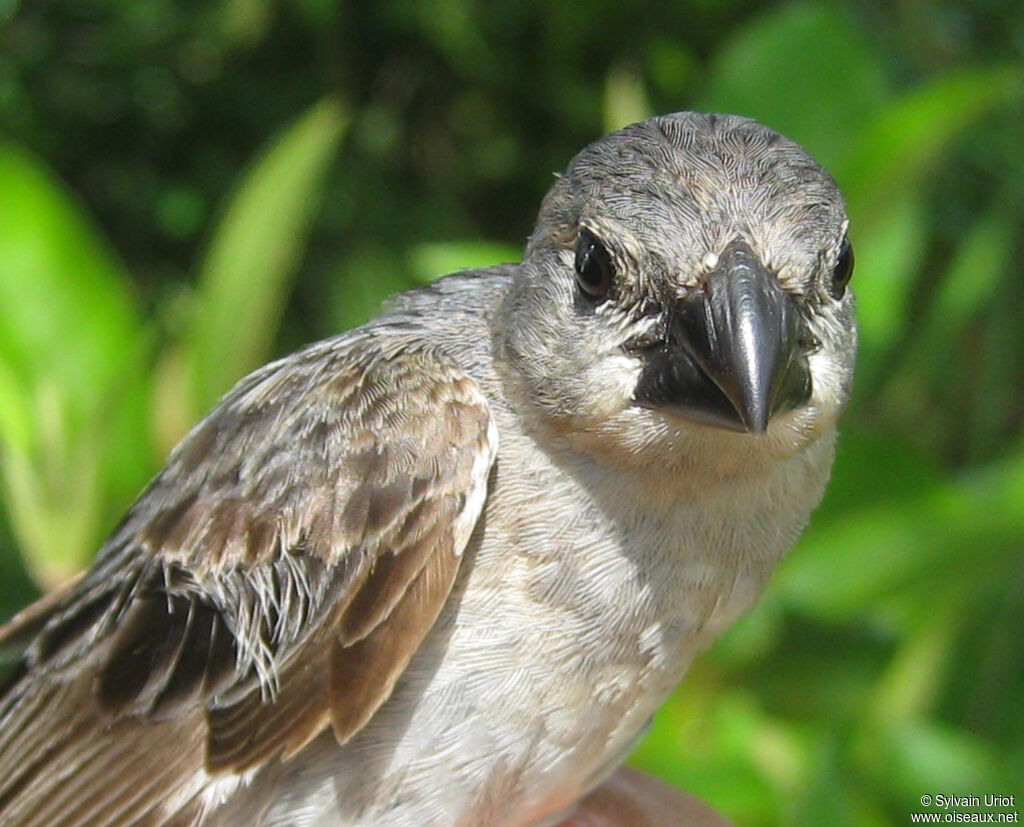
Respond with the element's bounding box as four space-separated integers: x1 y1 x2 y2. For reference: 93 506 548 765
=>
831 236 854 299
574 229 615 300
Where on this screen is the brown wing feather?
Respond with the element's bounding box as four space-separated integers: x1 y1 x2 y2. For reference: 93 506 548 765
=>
0 571 83 663
0 338 497 826
329 536 462 741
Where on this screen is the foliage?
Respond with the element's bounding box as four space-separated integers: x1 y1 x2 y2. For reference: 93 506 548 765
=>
0 2 1021 824
0 95 348 587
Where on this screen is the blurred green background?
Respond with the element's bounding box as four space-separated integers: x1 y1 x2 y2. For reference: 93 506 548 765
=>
0 1 1022 824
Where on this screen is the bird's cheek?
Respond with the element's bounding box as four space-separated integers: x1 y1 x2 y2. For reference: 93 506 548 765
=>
578 353 643 423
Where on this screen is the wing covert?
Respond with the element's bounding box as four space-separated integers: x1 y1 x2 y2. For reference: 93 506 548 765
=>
0 339 497 825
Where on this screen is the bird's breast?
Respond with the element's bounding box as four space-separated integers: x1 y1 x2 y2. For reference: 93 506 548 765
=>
224 419 835 826
367 423 830 824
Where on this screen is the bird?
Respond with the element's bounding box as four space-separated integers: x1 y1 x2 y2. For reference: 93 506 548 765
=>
0 111 856 826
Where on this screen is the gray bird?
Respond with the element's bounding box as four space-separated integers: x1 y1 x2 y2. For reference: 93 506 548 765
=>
0 111 855 826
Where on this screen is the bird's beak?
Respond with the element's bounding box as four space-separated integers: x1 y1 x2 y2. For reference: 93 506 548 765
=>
634 240 811 434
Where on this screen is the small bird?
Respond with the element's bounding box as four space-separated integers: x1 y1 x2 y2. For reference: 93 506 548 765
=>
0 112 855 826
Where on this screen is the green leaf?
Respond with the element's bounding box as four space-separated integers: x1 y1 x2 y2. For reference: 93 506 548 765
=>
837 65 1023 231
776 449 1024 622
701 2 889 168
0 143 142 437
2 399 103 587
631 688 792 825
789 737 872 827
850 197 929 372
328 246 413 335
408 240 521 284
835 67 1020 386
871 720 1001 809
603 62 652 133
902 206 1016 381
0 361 32 457
185 97 349 417
0 144 146 585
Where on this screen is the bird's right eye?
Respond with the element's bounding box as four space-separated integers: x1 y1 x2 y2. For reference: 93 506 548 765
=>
574 229 615 300
830 236 854 299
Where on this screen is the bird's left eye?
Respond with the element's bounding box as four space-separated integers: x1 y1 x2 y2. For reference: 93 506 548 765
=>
574 229 615 300
831 236 854 299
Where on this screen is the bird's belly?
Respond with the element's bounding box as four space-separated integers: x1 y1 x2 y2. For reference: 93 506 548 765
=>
209 430 831 826
216 526 762 827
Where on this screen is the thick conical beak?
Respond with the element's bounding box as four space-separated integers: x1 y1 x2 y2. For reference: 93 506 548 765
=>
634 240 811 433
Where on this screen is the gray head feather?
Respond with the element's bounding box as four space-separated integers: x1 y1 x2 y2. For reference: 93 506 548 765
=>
500 111 855 447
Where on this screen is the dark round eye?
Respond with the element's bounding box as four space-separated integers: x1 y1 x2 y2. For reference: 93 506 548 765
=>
831 236 854 299
574 229 615 300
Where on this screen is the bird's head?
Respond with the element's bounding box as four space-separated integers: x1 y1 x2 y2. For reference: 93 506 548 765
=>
499 112 856 472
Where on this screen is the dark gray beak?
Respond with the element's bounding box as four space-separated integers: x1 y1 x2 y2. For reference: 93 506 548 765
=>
634 240 811 434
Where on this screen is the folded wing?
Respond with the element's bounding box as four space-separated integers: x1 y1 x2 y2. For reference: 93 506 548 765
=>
0 338 497 827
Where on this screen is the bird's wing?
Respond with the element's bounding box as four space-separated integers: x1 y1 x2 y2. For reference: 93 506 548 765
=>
0 339 497 827
0 571 84 665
